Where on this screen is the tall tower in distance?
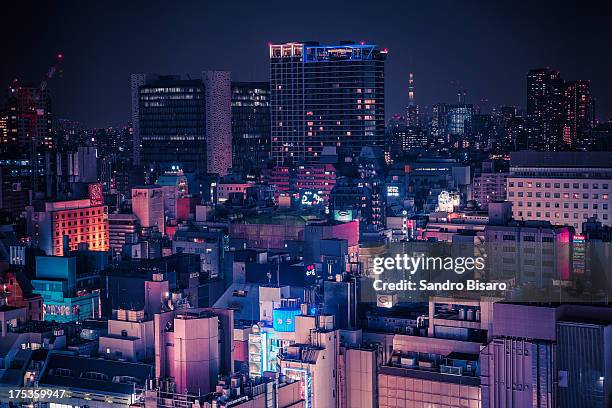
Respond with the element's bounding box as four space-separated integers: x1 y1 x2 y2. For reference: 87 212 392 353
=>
270 41 387 165
526 68 564 150
562 80 594 147
406 72 419 128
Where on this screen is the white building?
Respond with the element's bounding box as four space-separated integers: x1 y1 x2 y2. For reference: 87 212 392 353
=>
507 151 612 233
131 185 165 235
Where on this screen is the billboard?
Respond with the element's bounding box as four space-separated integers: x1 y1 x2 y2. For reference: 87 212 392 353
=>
273 308 301 332
334 209 354 222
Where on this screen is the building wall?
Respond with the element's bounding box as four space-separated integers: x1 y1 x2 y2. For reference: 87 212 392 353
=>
508 177 611 233
132 187 164 234
203 71 232 176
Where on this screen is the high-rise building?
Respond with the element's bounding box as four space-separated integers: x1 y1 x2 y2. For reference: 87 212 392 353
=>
562 80 594 147
231 82 271 175
135 75 206 173
446 104 474 136
526 68 564 150
132 73 231 176
270 41 386 165
130 73 150 165
202 71 232 176
431 103 447 139
405 72 420 128
5 85 53 194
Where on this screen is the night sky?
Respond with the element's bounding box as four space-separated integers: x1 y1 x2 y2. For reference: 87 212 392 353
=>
3 0 611 128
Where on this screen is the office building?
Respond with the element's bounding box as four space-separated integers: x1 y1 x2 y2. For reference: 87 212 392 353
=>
4 85 53 193
26 198 109 256
108 213 139 255
431 103 448 141
98 308 155 362
133 74 207 173
557 318 612 408
447 104 474 136
32 256 100 322
507 151 612 232
481 303 557 408
231 81 271 174
154 307 234 395
562 80 594 147
203 70 232 176
131 185 165 235
526 68 564 150
270 41 386 165
472 162 508 209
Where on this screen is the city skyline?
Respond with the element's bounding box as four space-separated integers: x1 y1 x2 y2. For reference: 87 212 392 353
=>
2 0 612 128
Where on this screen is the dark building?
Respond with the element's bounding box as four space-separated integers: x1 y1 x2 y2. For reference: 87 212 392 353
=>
389 125 428 158
231 82 270 175
134 75 207 173
562 80 594 148
526 68 564 150
270 41 386 165
4 85 53 195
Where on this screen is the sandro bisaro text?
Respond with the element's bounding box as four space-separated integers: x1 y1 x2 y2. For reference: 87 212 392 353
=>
371 255 507 292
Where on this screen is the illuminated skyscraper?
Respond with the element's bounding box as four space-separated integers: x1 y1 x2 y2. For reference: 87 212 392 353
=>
135 75 206 173
231 82 271 175
562 80 594 147
270 41 386 165
132 72 231 176
526 68 564 150
406 72 420 128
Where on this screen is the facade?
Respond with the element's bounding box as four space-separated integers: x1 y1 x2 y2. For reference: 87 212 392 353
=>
98 308 155 362
108 213 139 255
27 198 109 256
557 319 612 408
295 163 337 205
4 85 53 193
446 104 474 136
526 68 564 150
231 82 271 174
472 162 508 209
481 303 558 408
154 308 234 395
134 74 207 173
507 151 612 233
203 71 232 176
32 256 100 322
132 186 165 234
562 80 594 147
270 42 386 165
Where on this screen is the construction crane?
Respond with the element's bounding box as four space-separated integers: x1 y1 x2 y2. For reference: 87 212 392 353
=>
40 53 63 91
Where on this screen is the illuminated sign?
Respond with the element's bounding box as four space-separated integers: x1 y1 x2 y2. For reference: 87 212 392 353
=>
387 185 399 197
436 190 461 212
273 308 301 332
333 209 354 222
300 190 324 206
305 264 316 277
88 182 103 206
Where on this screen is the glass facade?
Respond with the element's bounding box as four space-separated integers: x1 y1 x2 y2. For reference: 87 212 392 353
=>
139 77 206 173
270 42 386 165
231 82 270 174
